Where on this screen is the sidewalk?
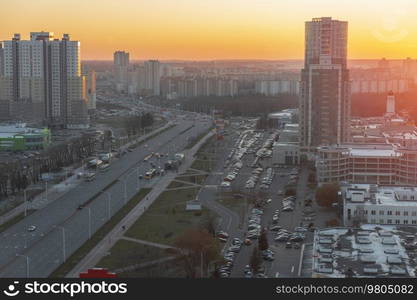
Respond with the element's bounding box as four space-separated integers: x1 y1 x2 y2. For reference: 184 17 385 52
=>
66 129 214 277
0 122 173 227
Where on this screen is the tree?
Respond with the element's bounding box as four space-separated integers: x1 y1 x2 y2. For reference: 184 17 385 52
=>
258 229 269 251
200 215 217 237
174 228 221 278
315 183 340 208
250 247 262 273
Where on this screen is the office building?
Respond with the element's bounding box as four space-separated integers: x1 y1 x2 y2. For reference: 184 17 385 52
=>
341 184 417 226
0 32 89 127
300 17 351 153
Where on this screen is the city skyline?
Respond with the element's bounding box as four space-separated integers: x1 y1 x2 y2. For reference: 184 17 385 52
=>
2 0 417 60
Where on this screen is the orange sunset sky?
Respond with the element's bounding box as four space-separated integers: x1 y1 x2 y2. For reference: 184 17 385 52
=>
1 0 417 60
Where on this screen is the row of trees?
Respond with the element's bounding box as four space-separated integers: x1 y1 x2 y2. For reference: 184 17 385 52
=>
0 134 96 199
123 113 154 138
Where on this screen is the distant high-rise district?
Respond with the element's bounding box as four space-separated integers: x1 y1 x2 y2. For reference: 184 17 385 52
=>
0 32 90 128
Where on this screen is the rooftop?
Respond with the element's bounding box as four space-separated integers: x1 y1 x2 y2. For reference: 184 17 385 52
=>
311 226 417 278
343 184 417 207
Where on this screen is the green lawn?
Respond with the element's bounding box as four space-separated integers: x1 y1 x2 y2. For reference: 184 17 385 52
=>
96 239 170 272
50 188 151 278
125 188 210 245
118 258 186 278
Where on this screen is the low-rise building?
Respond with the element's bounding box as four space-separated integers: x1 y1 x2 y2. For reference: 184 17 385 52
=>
341 184 417 226
0 124 50 151
316 143 417 186
308 227 417 278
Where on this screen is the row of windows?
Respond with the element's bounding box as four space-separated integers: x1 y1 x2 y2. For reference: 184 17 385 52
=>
353 209 417 216
369 219 417 225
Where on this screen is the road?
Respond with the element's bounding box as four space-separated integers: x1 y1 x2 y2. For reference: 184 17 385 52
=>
0 116 211 277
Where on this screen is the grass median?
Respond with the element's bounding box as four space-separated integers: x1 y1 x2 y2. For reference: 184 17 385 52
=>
95 239 171 273
124 187 211 245
49 188 151 278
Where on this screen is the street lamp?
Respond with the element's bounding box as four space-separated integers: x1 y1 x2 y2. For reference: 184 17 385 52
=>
87 207 92 239
117 179 127 204
54 226 66 262
102 191 112 220
16 254 29 278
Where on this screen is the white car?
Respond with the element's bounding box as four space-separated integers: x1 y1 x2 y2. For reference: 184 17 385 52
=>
221 181 231 188
27 225 37 232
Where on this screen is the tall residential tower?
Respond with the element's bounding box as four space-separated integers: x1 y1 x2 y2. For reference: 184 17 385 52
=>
300 17 351 153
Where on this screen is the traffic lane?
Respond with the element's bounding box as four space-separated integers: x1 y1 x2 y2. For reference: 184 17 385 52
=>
2 120 210 274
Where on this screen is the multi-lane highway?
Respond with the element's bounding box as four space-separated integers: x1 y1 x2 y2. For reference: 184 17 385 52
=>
0 116 211 277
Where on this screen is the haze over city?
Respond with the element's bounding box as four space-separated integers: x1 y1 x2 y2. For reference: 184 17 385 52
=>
2 0 417 60
2 0 417 293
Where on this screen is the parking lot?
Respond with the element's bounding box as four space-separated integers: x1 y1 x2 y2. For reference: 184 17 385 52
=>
210 120 333 278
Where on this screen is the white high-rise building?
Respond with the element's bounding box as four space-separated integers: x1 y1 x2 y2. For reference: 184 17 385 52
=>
300 17 351 153
144 60 161 96
113 51 129 92
0 32 89 127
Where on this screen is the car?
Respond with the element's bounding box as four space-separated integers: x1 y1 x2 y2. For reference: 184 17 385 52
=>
217 231 229 238
232 238 242 245
270 225 282 231
282 206 294 212
295 227 308 233
77 204 84 210
266 198 272 204
294 243 301 249
27 225 37 232
220 181 231 188
244 265 251 274
285 242 292 248
244 271 253 278
275 235 289 242
272 214 279 221
244 239 252 245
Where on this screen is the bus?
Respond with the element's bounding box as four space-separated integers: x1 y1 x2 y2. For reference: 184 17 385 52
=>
84 172 96 182
99 163 110 172
144 169 157 179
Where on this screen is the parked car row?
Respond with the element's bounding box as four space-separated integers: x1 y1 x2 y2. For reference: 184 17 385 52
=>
282 196 296 212
246 208 263 239
260 167 274 190
219 238 242 278
245 167 263 189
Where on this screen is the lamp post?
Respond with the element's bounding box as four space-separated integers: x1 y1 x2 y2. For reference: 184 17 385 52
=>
16 254 29 278
54 226 66 262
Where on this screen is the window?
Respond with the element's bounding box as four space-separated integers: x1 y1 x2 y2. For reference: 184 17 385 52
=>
404 211 409 216
412 220 417 225
379 219 384 224
371 210 376 215
404 220 409 224
412 212 417 216
395 220 400 224
387 211 392 216
387 219 392 224
395 211 401 216
379 211 384 215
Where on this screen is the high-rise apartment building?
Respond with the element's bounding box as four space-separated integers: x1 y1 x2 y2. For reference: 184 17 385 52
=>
300 17 351 153
144 60 161 96
113 51 129 92
0 32 89 127
82 64 97 110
